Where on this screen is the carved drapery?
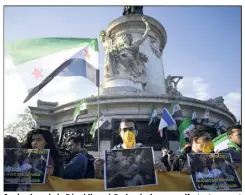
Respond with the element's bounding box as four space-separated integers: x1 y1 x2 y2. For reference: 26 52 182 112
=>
100 17 150 89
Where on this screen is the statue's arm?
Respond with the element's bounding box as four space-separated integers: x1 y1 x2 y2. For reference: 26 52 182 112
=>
133 18 150 47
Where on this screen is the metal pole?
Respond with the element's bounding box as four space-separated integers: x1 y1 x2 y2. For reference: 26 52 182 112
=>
97 86 100 158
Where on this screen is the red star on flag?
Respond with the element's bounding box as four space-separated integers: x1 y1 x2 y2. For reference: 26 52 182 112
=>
84 49 91 60
31 68 43 79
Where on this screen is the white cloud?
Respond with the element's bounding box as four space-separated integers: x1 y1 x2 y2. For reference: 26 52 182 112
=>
4 70 97 128
178 76 210 100
178 76 241 120
224 91 241 120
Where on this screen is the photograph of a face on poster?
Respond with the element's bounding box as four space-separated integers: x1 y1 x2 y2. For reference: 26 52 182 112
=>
104 147 157 190
187 153 241 191
4 148 50 184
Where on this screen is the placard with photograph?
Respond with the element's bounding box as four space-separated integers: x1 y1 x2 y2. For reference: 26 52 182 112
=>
104 147 157 190
4 148 50 184
187 153 241 191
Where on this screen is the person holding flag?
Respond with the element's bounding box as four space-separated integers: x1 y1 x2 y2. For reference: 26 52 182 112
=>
213 124 241 164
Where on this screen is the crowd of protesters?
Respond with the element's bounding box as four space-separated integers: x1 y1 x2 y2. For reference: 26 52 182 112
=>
4 119 241 191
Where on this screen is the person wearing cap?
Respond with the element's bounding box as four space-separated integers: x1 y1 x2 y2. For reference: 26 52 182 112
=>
219 124 241 164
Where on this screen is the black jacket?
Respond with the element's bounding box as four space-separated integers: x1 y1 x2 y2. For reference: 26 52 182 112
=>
219 147 241 164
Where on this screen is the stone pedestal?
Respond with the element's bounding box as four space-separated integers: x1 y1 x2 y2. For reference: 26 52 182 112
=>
100 15 167 95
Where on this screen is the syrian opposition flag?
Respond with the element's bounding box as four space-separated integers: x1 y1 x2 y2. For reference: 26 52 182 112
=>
148 108 158 126
90 114 111 138
192 111 198 125
179 119 195 148
169 101 182 118
5 38 99 103
213 133 241 152
73 99 88 123
213 120 222 136
158 108 176 137
201 109 210 124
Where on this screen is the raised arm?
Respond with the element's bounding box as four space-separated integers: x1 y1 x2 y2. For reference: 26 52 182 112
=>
132 17 150 47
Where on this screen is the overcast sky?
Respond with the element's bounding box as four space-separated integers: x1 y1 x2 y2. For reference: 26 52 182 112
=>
4 6 241 127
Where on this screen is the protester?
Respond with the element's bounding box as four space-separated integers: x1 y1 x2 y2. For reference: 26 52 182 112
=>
94 119 144 177
95 119 167 178
113 119 144 149
218 125 241 164
63 135 95 179
171 129 213 172
22 128 64 177
160 147 174 171
4 135 22 191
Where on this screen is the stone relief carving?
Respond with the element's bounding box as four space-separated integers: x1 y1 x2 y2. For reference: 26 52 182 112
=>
206 96 229 111
148 34 162 58
100 17 150 89
99 30 118 77
165 75 183 96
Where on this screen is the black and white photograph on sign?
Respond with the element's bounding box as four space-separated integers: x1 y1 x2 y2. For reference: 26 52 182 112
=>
4 148 50 184
187 153 241 191
104 147 157 190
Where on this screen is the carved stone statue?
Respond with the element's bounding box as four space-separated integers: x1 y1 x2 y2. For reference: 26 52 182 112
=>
100 17 150 89
206 96 229 111
99 30 118 77
165 75 183 96
123 6 143 16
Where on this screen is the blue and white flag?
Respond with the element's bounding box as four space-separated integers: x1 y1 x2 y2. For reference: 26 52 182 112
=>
158 108 176 137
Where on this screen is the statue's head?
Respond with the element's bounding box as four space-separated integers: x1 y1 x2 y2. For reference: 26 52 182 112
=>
99 30 106 42
122 33 133 46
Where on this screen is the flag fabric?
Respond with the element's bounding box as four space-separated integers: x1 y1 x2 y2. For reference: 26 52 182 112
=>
73 99 88 123
158 108 176 137
213 133 241 152
169 101 182 118
179 119 195 149
148 108 158 126
192 111 198 125
201 109 210 124
213 120 222 136
90 114 111 138
5 38 99 103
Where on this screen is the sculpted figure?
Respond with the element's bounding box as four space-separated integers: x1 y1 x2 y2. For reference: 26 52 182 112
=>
99 30 119 77
116 17 150 83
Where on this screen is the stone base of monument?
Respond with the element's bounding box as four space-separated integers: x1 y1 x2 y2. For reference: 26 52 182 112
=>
30 94 236 154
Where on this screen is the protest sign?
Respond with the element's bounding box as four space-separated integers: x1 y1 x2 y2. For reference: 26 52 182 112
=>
104 147 157 190
187 153 241 191
4 148 50 184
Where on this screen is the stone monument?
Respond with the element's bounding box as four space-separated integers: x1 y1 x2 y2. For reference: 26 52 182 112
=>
29 6 237 158
100 7 167 95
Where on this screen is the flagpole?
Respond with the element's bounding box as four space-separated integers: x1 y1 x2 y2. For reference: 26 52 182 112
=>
97 86 100 158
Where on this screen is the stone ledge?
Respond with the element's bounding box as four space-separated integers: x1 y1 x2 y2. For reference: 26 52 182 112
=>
30 94 236 123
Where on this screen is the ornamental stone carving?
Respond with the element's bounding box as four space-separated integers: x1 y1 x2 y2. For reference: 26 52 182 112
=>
100 17 150 88
165 75 183 96
206 96 229 111
148 34 162 58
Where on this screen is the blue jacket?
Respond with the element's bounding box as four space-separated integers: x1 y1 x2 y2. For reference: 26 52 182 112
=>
63 153 88 179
